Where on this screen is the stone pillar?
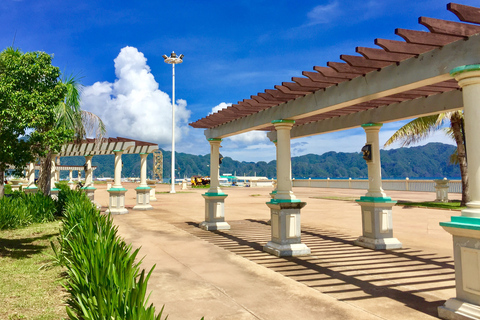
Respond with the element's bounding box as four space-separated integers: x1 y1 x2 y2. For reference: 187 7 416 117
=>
50 153 60 199
106 150 128 214
435 178 450 203
354 123 402 250
147 180 157 201
68 170 75 190
77 170 82 181
200 138 230 231
264 120 310 257
82 155 97 205
24 162 38 194
270 140 278 199
439 65 480 320
133 153 153 210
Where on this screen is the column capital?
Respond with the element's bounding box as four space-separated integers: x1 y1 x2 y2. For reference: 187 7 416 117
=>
361 123 383 128
113 149 124 153
451 64 480 88
273 119 295 130
272 119 295 125
207 138 222 142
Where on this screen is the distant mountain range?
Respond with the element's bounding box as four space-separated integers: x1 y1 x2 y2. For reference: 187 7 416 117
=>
59 142 460 180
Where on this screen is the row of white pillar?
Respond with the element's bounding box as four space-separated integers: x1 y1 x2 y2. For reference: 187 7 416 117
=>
200 65 480 320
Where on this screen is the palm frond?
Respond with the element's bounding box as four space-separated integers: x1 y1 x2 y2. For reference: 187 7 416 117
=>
384 115 441 147
82 111 107 141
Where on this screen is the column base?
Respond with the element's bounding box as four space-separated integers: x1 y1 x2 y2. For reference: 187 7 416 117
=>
50 188 60 200
264 200 310 257
133 187 153 211
201 193 229 231
356 197 402 250
199 221 231 231
438 298 480 320
263 241 311 257
23 186 38 195
147 180 157 201
107 188 128 215
354 236 403 250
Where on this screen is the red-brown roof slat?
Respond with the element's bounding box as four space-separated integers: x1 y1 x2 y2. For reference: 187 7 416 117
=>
313 66 359 79
292 77 332 88
374 38 438 54
251 95 285 105
327 61 375 74
448 3 480 24
301 71 344 84
282 81 324 92
340 55 392 69
275 84 313 95
265 89 301 99
257 93 289 103
356 47 414 62
395 28 463 46
419 16 480 37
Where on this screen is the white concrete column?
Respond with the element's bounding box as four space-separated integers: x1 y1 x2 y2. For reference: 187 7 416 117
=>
27 162 35 187
438 65 480 320
113 150 123 189
362 123 387 198
453 67 480 217
77 170 82 181
133 153 153 211
107 150 128 214
50 153 57 190
139 153 148 188
273 120 296 201
208 138 222 194
68 170 73 183
84 155 93 188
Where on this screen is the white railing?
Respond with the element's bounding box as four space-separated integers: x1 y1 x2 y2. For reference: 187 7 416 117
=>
292 178 462 193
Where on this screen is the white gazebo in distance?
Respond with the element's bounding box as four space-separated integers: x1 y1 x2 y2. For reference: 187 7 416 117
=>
59 137 158 214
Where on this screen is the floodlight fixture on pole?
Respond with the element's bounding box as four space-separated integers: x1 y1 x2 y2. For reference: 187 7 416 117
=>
163 51 183 194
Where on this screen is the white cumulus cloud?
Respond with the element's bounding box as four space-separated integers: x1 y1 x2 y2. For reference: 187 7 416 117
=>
81 46 190 145
209 102 231 115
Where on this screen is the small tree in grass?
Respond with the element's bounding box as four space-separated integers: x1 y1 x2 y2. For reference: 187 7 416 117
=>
0 47 73 197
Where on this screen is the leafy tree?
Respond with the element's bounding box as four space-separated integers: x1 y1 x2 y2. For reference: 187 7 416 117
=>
0 47 71 197
384 111 468 205
37 75 106 194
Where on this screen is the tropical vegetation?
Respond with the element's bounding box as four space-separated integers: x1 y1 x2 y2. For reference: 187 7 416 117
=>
0 47 72 197
384 111 468 205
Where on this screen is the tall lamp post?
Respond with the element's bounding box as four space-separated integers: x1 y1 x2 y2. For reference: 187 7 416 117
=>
163 51 184 194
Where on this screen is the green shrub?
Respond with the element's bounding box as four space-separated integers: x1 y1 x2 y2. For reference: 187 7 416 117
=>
54 190 167 319
4 184 12 194
0 197 31 229
0 192 57 230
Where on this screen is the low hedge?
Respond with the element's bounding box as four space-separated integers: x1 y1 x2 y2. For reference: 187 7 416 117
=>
0 191 57 230
53 188 167 319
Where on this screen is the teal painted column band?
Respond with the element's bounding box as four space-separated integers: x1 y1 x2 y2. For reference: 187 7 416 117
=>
135 186 151 190
112 149 123 152
204 192 228 197
450 64 480 77
81 186 97 190
440 216 480 231
108 187 127 192
207 138 222 142
356 196 396 203
267 199 301 204
272 119 295 124
361 123 383 128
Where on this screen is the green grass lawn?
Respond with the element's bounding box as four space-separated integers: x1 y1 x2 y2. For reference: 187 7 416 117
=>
396 200 466 210
0 221 66 319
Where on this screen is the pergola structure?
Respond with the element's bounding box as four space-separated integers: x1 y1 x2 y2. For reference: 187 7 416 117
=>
58 137 158 213
190 3 480 319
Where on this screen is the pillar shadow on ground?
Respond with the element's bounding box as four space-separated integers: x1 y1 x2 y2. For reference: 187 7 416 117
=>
181 219 455 318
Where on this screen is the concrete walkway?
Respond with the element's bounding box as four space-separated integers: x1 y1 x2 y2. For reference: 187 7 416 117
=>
93 183 459 319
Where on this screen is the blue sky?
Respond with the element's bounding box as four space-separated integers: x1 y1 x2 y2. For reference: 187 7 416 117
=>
1 0 476 162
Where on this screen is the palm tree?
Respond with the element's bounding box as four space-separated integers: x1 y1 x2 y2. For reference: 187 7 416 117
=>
37 75 106 194
384 111 468 206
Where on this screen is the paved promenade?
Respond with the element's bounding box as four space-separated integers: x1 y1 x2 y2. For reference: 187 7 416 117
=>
93 183 460 319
